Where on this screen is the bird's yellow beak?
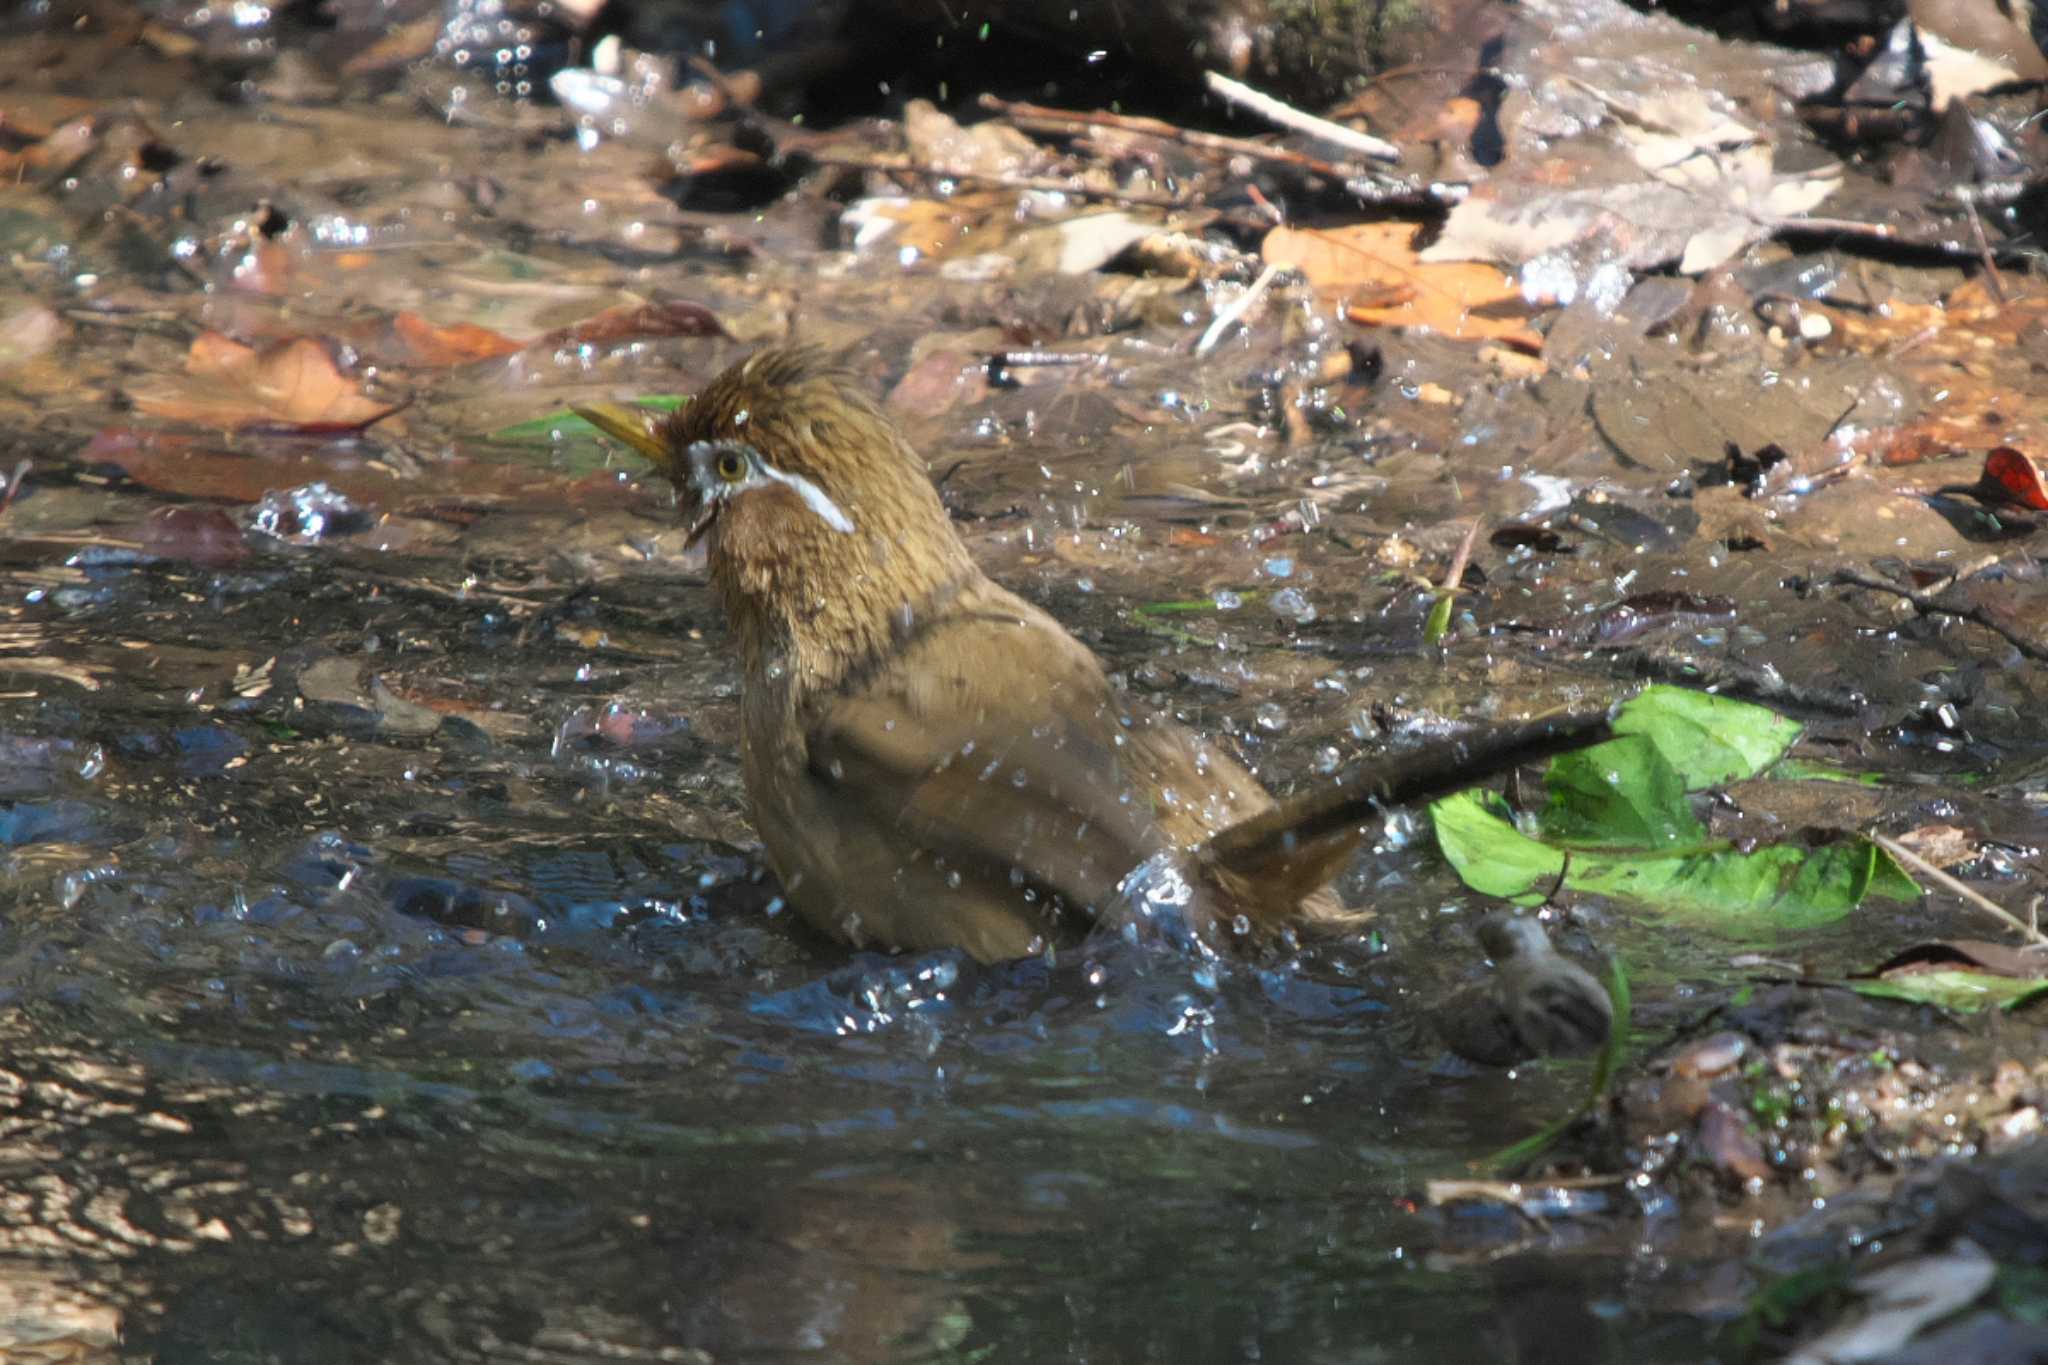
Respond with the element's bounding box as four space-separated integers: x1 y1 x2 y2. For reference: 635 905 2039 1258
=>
571 401 680 480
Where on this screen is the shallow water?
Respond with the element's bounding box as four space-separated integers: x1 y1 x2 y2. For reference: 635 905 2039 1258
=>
3 6 2047 1360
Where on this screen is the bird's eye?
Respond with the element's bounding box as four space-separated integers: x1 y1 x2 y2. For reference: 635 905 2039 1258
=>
714 449 747 483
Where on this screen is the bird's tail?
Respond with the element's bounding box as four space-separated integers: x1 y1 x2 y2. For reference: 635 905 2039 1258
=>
1201 706 1619 911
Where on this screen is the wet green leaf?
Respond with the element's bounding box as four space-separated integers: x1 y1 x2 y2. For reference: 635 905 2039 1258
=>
1611 684 1802 787
489 395 687 445
1769 758 1886 785
1431 688 1918 928
1423 590 1455 644
1847 970 2048 1014
1542 734 1701 849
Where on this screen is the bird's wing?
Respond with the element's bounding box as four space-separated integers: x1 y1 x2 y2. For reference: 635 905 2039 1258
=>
804 597 1169 924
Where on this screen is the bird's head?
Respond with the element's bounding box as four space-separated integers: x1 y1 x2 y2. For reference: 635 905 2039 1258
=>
575 347 975 679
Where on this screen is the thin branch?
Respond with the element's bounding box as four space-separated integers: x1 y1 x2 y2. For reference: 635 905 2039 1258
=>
1194 261 1285 354
982 94 1357 179
1203 71 1400 163
1869 830 2048 949
806 154 1194 209
1825 566 2048 662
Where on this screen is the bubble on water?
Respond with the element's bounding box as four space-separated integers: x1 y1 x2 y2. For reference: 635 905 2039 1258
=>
1212 589 1242 611
1268 587 1316 623
75 745 104 780
1262 556 1294 578
249 482 364 544
1253 702 1288 733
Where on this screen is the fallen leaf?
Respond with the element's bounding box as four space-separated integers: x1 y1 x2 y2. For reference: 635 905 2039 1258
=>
1891 823 1980 867
1977 446 2048 511
131 332 398 432
0 304 63 368
536 298 727 348
1867 939 2048 982
903 99 1045 178
1263 223 1541 349
885 348 991 418
1786 1240 1995 1365
81 425 650 519
390 311 525 366
1418 0 1843 276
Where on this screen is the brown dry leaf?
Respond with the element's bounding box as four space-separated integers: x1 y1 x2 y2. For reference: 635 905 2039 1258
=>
1871 939 2048 981
131 332 398 432
1263 223 1542 350
841 192 1015 263
0 114 96 178
903 99 1045 178
0 304 63 369
390 311 526 366
338 15 440 75
537 299 728 349
83 425 652 516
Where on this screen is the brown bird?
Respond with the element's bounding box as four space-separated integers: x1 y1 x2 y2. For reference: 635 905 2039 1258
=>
576 347 1614 968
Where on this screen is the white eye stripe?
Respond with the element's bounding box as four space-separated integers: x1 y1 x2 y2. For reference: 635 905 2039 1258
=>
688 440 856 535
755 462 856 534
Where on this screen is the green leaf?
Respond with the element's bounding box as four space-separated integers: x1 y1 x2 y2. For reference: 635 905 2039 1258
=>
1432 801 1918 929
1848 970 2048 1014
1612 684 1802 787
1430 791 1559 903
1768 758 1886 786
1542 734 1702 849
1423 591 1455 645
1432 688 1919 931
489 395 688 445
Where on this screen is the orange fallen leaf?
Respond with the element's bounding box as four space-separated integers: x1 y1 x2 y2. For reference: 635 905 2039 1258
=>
1263 222 1542 350
130 331 399 432
390 311 525 366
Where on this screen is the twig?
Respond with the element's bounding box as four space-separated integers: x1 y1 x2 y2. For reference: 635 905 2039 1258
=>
0 460 29 519
1961 194 2008 304
1825 566 2048 662
1423 518 1482 646
1601 647 1870 717
1440 517 1481 595
981 94 1359 179
1869 830 2048 949
806 154 1193 209
1194 260 1284 354
1203 71 1400 163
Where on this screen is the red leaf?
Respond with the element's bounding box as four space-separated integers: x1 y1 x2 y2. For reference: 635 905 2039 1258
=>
1980 445 2048 511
